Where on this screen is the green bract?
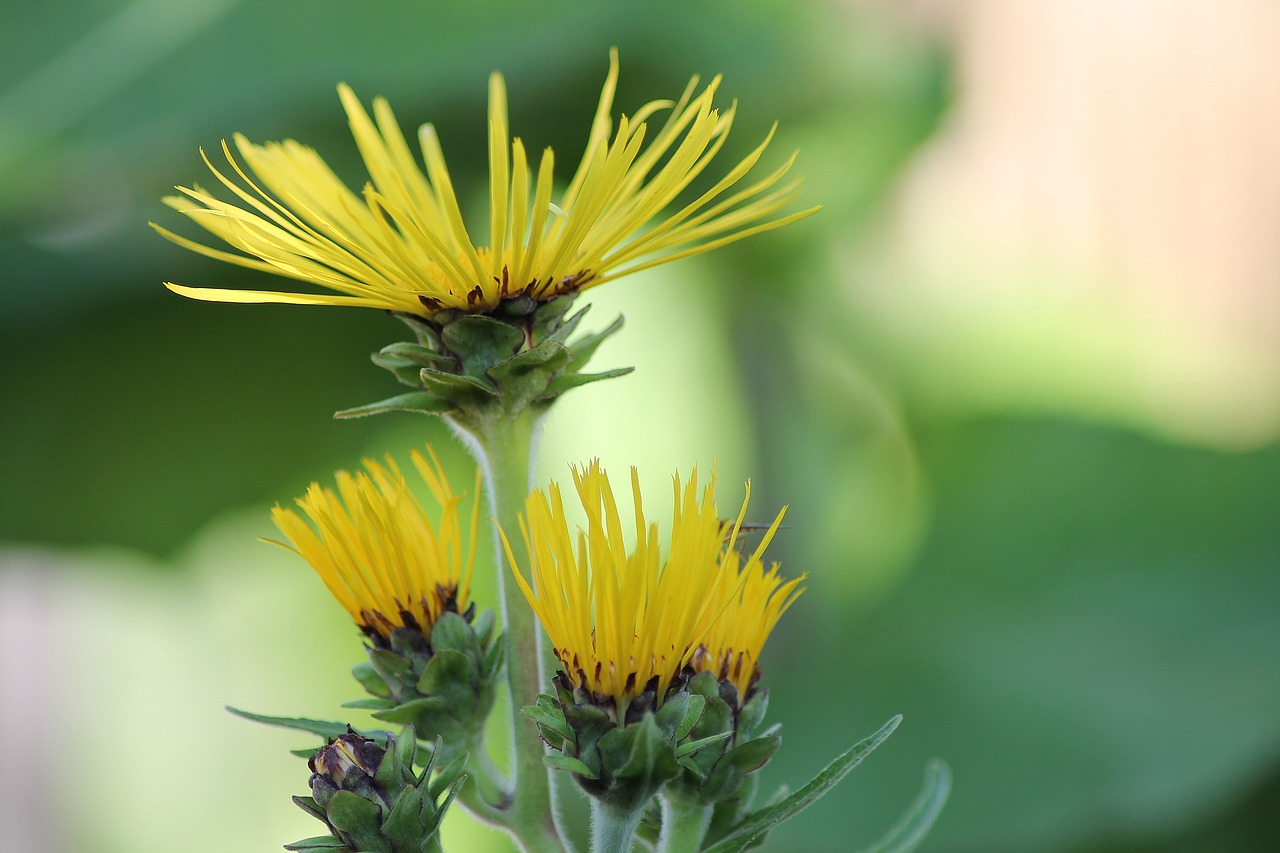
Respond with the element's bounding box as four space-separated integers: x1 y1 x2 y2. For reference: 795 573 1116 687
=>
336 295 631 426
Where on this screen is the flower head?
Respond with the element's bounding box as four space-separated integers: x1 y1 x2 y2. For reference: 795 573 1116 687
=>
155 49 816 316
504 461 803 717
269 446 479 642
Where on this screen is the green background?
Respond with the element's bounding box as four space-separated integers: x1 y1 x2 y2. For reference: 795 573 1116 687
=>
1 2 1276 851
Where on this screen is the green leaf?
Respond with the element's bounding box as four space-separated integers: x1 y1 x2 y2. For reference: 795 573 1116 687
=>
333 391 454 419
341 698 396 710
326 791 391 853
565 314 625 372
545 754 598 779
676 731 733 758
366 649 415 692
375 342 456 370
488 340 572 384
675 694 708 741
858 760 952 853
283 836 350 851
226 707 379 742
471 609 496 649
703 715 902 853
380 787 428 849
542 366 634 398
429 611 475 654
292 795 327 822
522 695 574 745
351 661 392 699
440 314 525 375
418 367 496 399
415 649 478 716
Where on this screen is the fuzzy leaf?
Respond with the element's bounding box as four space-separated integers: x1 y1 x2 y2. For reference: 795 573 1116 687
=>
703 715 902 853
858 760 952 853
565 314 624 372
545 754 598 779
440 315 525 375
418 367 496 399
226 707 385 743
676 731 733 758
675 694 708 741
429 611 475 654
326 791 391 853
416 649 478 715
341 698 396 711
351 661 392 699
333 391 454 419
376 342 455 370
542 366 633 398
292 795 327 822
283 836 350 851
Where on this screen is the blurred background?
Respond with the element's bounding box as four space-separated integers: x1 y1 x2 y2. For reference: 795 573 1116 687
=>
2 0 1278 850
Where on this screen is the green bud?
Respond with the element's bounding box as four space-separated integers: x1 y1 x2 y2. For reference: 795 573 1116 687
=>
286 728 463 853
356 610 503 764
336 295 632 424
524 672 739 813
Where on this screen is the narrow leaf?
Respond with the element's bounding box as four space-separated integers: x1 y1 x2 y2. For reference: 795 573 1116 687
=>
703 715 902 853
226 707 384 742
545 754 598 779
283 836 350 851
333 391 454 419
858 760 952 853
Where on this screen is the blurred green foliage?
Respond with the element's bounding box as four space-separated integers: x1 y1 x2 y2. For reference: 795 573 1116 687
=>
2 1 1276 851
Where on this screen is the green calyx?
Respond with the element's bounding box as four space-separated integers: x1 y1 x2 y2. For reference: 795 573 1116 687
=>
335 295 632 425
523 674 738 813
288 727 464 853
351 610 504 765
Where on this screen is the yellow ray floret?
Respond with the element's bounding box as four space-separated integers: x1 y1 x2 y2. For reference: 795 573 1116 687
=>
269 446 480 640
502 461 803 715
154 48 818 316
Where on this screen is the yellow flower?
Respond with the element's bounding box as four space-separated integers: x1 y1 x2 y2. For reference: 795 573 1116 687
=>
154 49 817 316
503 462 803 716
269 446 479 641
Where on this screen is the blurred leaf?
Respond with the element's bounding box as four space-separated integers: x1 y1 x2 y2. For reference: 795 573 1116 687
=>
858 760 951 853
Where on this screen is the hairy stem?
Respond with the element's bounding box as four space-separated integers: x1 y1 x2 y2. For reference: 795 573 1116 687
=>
590 799 645 853
656 791 713 853
455 407 562 853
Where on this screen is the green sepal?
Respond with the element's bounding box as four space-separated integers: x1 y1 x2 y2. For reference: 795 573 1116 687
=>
380 787 429 849
675 730 733 758
471 610 496 649
415 650 478 717
697 735 782 802
366 649 416 694
325 791 391 853
283 836 351 851
333 392 455 419
687 671 720 698
374 341 457 371
522 695 575 746
481 632 505 678
226 707 389 744
738 690 769 738
371 697 466 742
439 314 525 377
352 662 392 699
564 314 624 372
597 713 682 810
292 795 327 822
429 611 476 655
528 293 579 342
428 752 469 801
545 754 597 779
674 694 707 741
702 715 902 853
418 367 496 400
543 366 634 398
342 698 396 711
857 760 952 853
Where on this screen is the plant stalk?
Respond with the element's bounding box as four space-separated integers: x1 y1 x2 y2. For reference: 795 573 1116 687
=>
455 406 562 853
656 791 713 853
590 799 645 853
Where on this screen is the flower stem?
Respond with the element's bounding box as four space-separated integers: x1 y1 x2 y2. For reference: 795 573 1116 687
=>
455 407 562 853
590 799 645 853
656 792 713 853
